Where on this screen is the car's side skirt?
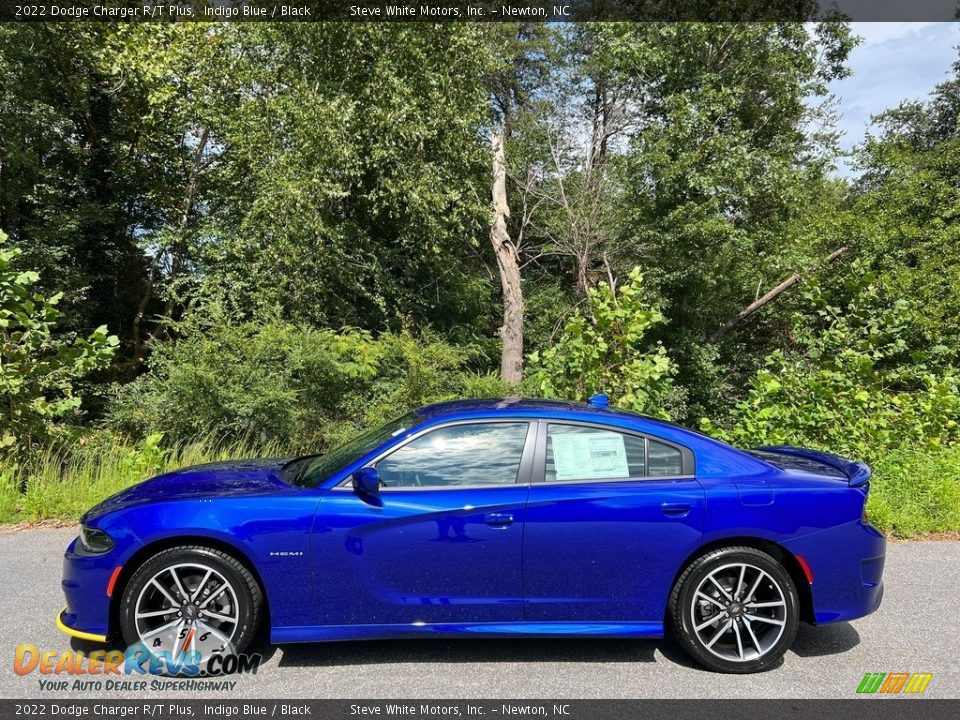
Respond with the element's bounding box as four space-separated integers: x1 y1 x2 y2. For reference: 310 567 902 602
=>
272 621 664 644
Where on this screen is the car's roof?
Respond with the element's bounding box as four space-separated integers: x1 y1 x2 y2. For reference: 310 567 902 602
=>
417 397 650 422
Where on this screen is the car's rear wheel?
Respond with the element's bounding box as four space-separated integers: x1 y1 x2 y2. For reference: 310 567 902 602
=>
118 545 262 671
669 546 799 673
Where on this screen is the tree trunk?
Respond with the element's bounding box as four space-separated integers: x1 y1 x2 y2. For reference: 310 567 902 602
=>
163 127 210 321
135 128 211 361
131 255 157 370
490 133 524 385
575 252 591 295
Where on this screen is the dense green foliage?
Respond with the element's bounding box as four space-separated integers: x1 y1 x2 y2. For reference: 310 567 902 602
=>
704 292 960 461
704 54 960 464
0 23 958 535
0 231 118 452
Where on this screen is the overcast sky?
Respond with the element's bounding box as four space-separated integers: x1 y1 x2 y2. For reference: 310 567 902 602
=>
828 22 959 174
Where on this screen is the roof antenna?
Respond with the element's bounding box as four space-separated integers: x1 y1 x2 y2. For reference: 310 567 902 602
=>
587 393 609 408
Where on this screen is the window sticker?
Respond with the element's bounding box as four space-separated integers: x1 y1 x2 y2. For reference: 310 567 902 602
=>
552 432 630 480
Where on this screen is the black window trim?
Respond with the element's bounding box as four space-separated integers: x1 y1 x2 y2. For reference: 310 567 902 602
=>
332 418 538 492
532 419 695 485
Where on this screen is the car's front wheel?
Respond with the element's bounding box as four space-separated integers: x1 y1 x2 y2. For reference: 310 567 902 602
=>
669 546 799 673
118 545 262 671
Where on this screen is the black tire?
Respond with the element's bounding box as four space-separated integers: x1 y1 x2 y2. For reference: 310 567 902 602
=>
669 546 799 673
118 545 263 667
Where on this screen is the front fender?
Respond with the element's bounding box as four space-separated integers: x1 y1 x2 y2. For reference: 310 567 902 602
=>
117 495 321 630
62 492 321 641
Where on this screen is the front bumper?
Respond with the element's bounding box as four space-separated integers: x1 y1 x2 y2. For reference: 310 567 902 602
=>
57 607 107 643
60 534 127 641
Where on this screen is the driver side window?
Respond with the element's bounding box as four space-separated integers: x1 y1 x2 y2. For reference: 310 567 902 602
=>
376 422 529 488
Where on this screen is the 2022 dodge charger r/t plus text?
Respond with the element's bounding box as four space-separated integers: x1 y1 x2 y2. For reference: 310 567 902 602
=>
59 396 885 673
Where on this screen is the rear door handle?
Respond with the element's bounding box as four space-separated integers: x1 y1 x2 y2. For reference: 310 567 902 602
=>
484 512 514 527
660 502 691 518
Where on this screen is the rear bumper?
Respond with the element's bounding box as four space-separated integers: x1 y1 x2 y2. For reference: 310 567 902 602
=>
783 519 886 624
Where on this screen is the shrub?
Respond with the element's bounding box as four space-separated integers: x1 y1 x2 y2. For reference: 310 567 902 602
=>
109 317 380 450
528 268 679 418
107 313 499 452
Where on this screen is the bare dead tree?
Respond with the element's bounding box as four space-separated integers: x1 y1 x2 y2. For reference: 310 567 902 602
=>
511 82 631 295
490 133 525 385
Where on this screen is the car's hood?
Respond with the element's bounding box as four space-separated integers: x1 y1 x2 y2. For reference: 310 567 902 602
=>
83 457 295 521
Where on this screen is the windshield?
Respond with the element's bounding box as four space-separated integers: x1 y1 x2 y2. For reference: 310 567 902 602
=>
284 411 420 488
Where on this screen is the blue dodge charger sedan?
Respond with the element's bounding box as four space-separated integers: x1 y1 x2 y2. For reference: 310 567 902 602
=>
60 396 885 673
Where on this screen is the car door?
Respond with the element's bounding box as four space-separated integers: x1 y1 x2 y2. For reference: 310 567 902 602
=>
311 420 534 627
523 421 705 623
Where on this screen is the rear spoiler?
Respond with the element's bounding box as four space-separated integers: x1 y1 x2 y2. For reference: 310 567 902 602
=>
757 445 873 487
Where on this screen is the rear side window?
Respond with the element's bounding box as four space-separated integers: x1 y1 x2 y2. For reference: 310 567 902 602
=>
648 440 684 477
545 424 684 482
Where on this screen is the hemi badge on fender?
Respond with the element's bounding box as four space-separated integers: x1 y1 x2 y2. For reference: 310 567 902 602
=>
105 566 123 597
269 551 303 557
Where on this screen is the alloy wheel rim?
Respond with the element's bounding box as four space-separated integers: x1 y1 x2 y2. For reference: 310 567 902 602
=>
133 562 239 666
690 562 787 662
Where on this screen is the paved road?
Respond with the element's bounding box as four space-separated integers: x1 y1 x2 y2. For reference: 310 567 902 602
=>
0 528 956 699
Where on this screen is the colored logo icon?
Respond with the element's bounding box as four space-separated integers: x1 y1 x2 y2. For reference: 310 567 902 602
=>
857 672 933 694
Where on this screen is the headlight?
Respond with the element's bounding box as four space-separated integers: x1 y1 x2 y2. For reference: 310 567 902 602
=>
79 525 114 553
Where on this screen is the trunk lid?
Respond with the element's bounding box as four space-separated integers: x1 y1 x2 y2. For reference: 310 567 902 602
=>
752 445 872 486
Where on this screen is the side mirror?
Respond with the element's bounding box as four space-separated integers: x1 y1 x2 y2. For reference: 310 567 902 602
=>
352 466 380 495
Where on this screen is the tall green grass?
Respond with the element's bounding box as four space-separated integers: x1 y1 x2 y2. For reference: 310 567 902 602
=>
0 434 289 524
868 445 960 538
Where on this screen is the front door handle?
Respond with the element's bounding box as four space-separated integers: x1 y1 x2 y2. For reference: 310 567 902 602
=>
484 512 514 527
660 502 691 518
